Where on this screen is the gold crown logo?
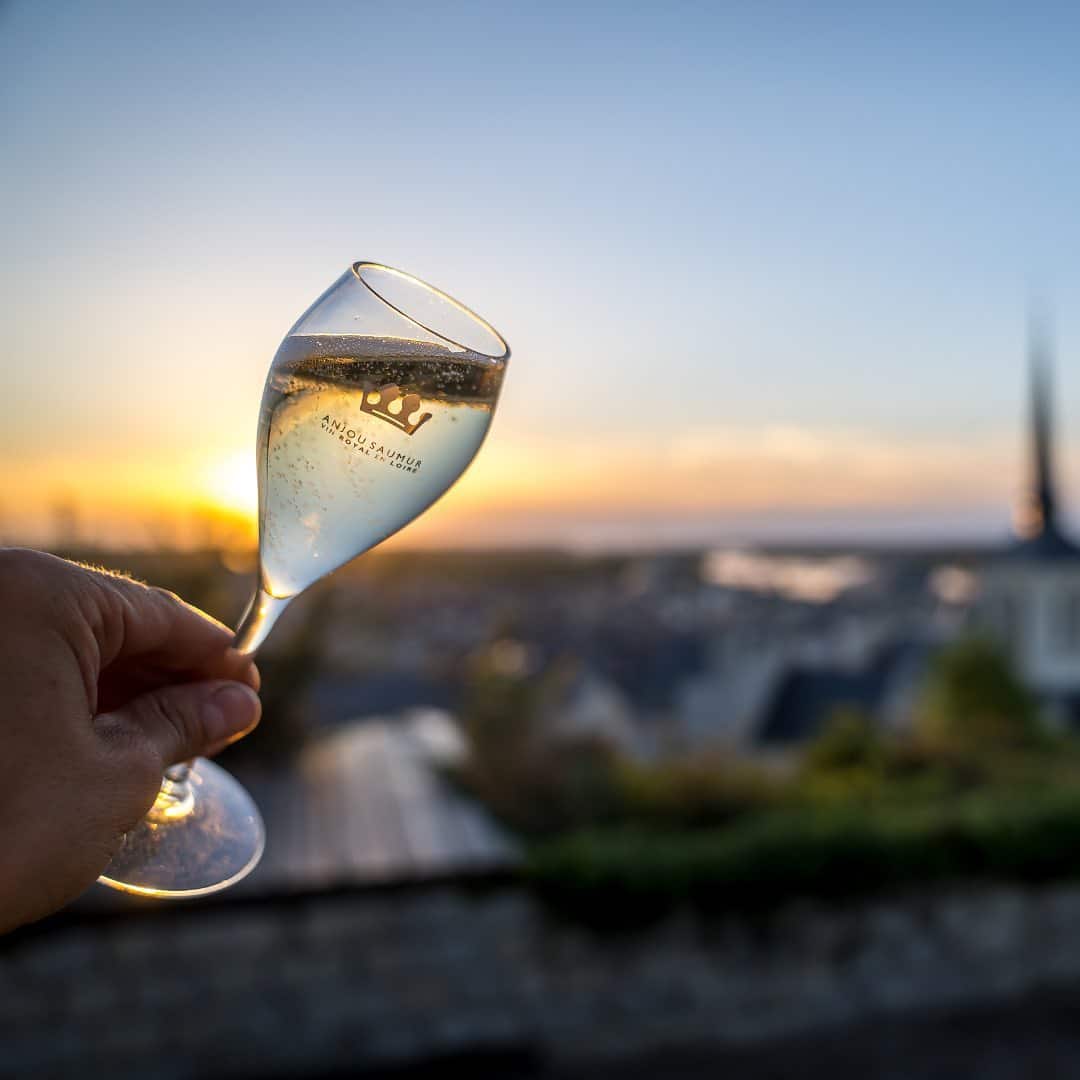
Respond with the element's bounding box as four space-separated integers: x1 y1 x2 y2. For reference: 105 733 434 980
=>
359 384 432 436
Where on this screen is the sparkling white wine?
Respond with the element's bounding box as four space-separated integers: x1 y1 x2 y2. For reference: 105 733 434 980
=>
257 334 504 598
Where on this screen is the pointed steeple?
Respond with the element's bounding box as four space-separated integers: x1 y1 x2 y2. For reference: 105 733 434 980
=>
1011 310 1079 559
1029 315 1057 536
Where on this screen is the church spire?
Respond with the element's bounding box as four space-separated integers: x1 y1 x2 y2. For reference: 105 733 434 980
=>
1008 311 1078 558
1029 314 1057 537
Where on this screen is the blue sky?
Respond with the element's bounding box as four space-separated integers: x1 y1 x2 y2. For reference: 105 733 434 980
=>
3 2 1080 546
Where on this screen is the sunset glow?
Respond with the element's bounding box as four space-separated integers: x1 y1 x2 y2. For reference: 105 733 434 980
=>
201 451 259 522
6 5 1080 551
0 422 1057 551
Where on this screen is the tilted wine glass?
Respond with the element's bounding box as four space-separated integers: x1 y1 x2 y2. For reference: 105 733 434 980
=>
97 262 510 897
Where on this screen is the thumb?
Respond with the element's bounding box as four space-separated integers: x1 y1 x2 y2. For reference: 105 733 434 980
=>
104 680 262 766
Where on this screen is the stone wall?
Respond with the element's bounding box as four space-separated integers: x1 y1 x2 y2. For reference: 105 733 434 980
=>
6 879 1080 1078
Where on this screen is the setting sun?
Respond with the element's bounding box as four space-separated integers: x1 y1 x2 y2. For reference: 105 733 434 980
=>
201 450 259 521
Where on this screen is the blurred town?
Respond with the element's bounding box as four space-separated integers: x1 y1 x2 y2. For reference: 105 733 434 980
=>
39 336 1069 836
10 337 1080 1080
61 530 981 773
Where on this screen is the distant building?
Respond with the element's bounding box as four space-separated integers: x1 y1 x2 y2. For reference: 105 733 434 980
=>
755 638 937 746
977 324 1080 723
684 321 1080 751
548 667 641 754
676 593 945 752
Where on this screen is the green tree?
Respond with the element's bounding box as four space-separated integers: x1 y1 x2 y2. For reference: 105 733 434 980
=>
916 636 1038 750
804 708 883 773
454 649 619 835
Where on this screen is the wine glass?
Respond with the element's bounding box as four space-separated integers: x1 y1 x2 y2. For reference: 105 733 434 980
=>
97 262 510 897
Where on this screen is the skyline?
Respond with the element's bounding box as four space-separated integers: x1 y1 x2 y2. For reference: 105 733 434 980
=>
5 3 1080 549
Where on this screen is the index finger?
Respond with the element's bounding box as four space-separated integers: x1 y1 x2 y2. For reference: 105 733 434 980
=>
94 572 259 689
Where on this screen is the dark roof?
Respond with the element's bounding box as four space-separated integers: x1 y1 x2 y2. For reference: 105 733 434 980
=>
868 638 936 679
757 667 884 744
756 638 939 745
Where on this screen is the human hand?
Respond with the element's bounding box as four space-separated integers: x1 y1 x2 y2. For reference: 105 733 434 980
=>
0 549 260 932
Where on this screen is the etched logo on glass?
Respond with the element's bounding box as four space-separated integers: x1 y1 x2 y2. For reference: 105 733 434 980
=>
359 384 432 436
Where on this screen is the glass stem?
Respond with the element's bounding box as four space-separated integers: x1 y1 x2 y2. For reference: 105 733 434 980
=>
233 585 292 657
148 761 198 821
147 586 291 823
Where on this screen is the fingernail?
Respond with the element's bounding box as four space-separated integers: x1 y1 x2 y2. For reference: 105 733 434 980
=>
227 649 261 692
202 683 261 745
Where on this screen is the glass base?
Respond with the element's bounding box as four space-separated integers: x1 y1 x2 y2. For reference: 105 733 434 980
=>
97 757 265 899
